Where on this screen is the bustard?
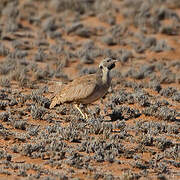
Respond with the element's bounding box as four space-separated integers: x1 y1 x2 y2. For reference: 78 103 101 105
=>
50 58 117 118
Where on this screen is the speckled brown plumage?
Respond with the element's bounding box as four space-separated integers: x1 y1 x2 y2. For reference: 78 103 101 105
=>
50 58 117 109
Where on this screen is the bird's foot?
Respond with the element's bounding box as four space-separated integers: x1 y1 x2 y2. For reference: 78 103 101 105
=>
82 112 88 120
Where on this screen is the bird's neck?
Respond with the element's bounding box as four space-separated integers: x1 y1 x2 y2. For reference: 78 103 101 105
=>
97 68 111 85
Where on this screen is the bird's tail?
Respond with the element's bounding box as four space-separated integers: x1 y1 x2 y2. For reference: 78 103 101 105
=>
49 95 62 109
49 102 56 109
49 96 57 109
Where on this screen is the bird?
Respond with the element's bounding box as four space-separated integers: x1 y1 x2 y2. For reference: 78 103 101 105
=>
49 57 117 118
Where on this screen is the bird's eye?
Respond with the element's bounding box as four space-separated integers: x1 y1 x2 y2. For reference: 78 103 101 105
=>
107 59 111 62
100 65 103 69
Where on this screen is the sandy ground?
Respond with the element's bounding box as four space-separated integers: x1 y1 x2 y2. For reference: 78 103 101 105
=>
0 0 180 179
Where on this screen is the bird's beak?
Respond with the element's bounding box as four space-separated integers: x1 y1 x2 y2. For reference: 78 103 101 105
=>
113 59 118 63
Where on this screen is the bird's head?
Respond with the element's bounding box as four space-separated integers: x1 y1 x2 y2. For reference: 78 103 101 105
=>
99 58 117 71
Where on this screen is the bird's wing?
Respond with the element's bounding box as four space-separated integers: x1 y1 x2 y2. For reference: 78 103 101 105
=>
49 74 97 108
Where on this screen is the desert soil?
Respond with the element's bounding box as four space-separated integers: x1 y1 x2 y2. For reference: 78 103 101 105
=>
0 0 180 179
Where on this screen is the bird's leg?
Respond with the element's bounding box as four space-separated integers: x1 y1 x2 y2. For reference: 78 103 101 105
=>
74 104 88 119
83 104 90 119
84 105 92 117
